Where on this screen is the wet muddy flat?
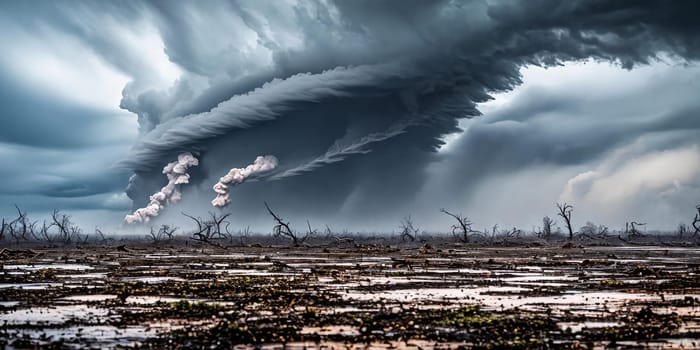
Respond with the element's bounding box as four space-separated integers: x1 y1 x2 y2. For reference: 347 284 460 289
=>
0 243 698 349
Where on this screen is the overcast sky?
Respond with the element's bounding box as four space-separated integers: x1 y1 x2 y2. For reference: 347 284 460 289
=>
1 1 699 234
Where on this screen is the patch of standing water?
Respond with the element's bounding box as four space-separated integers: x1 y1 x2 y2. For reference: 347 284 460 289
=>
0 282 62 289
120 276 185 283
3 264 95 271
558 321 621 332
56 273 108 279
125 296 206 305
0 305 115 325
8 325 159 349
342 286 530 303
300 326 360 337
61 294 117 302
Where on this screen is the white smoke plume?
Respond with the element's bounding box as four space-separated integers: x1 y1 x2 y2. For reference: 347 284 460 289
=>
124 152 199 224
211 155 278 207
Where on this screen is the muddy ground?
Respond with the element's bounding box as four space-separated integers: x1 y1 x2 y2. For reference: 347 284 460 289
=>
0 242 698 349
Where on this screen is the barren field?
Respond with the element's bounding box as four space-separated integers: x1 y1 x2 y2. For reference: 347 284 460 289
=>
1 243 699 349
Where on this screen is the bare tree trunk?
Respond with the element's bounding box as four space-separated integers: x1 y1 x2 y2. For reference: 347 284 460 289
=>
542 216 554 240
556 203 574 240
0 218 5 241
264 202 301 245
182 212 223 247
626 221 646 238
399 215 418 242
440 208 472 243
692 205 700 237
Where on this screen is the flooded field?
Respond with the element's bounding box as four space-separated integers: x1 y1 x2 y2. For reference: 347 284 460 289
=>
0 243 698 349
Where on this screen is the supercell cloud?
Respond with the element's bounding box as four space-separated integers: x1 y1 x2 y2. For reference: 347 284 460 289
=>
1 1 700 231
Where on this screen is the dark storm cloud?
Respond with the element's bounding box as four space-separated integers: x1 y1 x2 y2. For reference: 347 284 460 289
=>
414 60 700 230
2 0 700 230
439 97 700 200
107 0 700 226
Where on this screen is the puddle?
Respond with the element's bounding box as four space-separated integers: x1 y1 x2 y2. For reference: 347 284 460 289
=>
56 273 108 279
220 269 300 276
0 305 114 325
342 286 531 303
8 325 159 348
3 264 95 271
0 282 62 289
300 326 360 337
125 296 205 305
558 321 621 332
121 276 185 283
500 274 578 282
61 294 118 302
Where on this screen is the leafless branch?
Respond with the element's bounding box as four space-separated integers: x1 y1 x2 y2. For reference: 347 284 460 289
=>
306 220 318 237
147 224 178 244
625 221 646 238
536 216 555 240
264 202 312 246
0 217 6 241
577 221 609 240
49 209 84 244
693 205 700 237
399 215 418 242
182 212 224 248
236 226 251 246
556 203 574 240
440 208 474 243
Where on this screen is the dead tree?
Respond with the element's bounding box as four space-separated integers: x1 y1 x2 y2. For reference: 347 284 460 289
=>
321 225 354 246
306 220 318 237
95 228 105 241
147 224 178 243
6 209 86 244
693 205 700 237
440 208 474 243
0 217 6 241
481 224 499 244
183 212 229 247
236 226 251 246
501 227 521 243
556 203 574 240
264 202 312 246
15 205 29 241
7 205 31 242
94 228 114 243
399 215 418 242
677 224 688 239
50 209 84 244
578 221 609 240
27 221 39 241
37 219 55 243
625 221 646 238
51 209 69 242
208 212 231 240
538 216 555 240
146 226 160 243
183 212 214 245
